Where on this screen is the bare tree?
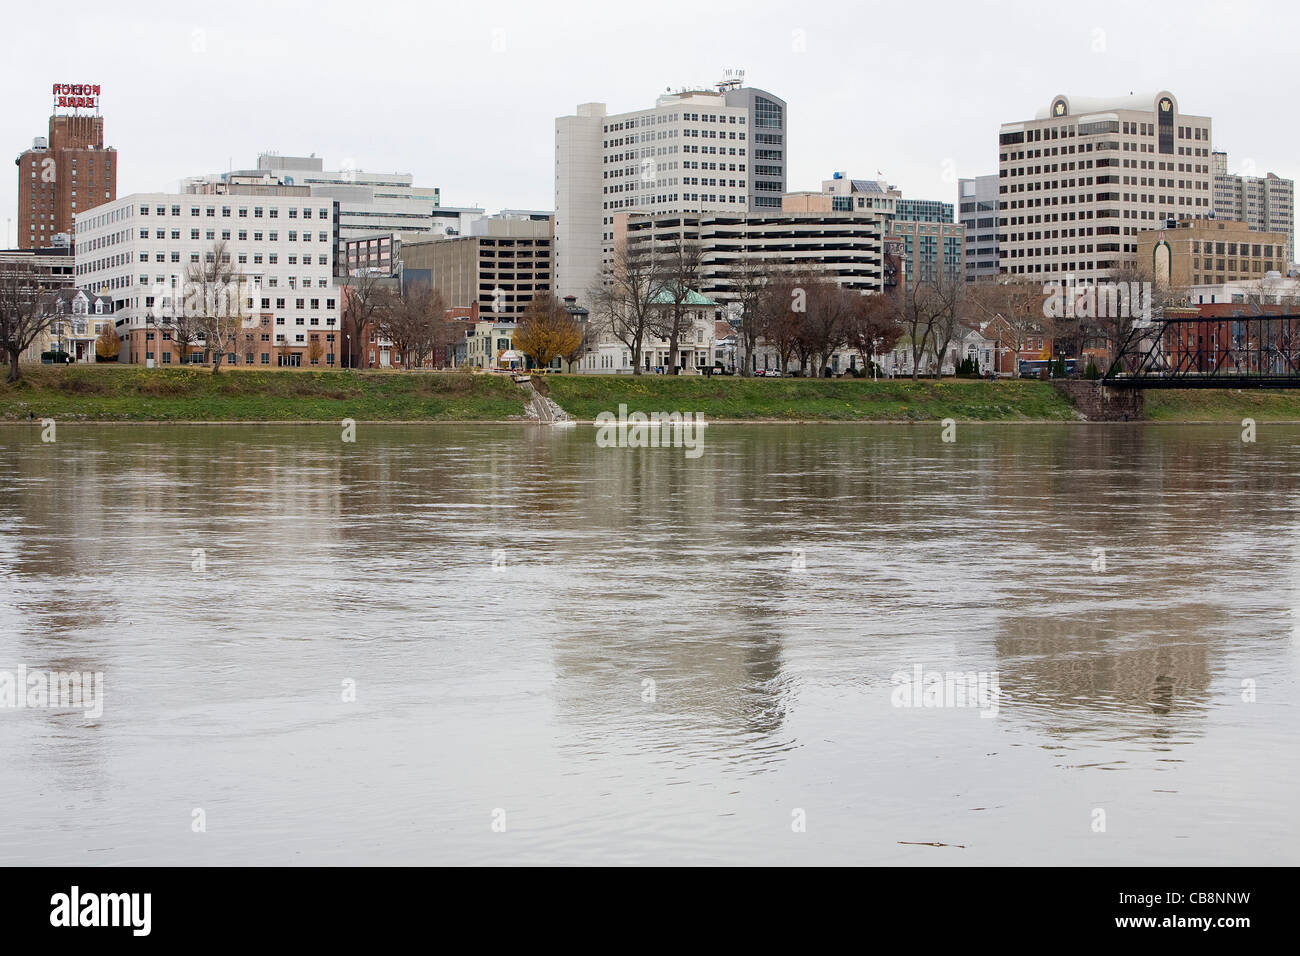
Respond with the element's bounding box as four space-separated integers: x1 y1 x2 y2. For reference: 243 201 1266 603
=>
966 279 1047 378
1086 262 1186 363
651 235 706 374
146 280 200 366
184 240 248 374
379 284 447 369
589 238 661 375
757 272 803 374
341 269 394 370
899 276 963 379
799 274 855 376
847 291 904 374
0 264 54 382
925 279 969 376
727 252 770 377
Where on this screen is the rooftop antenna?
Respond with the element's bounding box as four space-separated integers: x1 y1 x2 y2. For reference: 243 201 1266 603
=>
717 67 746 92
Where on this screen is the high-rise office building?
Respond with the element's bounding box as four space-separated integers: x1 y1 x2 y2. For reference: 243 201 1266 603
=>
998 91 1213 282
554 76 787 299
16 84 117 249
1211 151 1294 262
959 175 1000 282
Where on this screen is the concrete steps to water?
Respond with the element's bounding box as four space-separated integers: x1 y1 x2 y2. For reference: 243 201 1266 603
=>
518 379 571 424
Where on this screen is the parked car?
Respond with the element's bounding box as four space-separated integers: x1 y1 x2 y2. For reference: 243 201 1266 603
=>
765 369 782 378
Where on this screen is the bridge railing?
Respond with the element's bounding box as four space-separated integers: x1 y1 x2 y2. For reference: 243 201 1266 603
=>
1104 312 1300 388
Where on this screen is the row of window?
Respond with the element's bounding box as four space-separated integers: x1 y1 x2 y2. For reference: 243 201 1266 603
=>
139 205 330 220
137 227 330 243
140 351 338 366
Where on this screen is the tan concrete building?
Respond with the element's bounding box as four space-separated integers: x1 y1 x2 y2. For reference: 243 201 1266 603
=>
998 91 1213 282
1139 218 1289 288
399 215 553 320
621 205 888 304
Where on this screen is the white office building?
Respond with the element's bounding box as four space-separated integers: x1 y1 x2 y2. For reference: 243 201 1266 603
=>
74 189 342 366
998 91 1214 282
187 154 484 269
555 78 787 300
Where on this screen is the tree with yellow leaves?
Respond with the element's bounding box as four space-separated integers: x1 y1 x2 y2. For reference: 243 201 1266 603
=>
512 294 584 370
95 321 121 361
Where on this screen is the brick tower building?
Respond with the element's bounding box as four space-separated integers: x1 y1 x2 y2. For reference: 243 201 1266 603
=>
15 84 117 249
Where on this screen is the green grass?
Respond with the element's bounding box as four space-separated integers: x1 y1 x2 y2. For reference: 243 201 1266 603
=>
546 374 1082 422
1144 388 1300 422
0 365 528 422
10 365 1298 424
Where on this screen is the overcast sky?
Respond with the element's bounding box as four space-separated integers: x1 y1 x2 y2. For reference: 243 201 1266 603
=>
3 0 1296 250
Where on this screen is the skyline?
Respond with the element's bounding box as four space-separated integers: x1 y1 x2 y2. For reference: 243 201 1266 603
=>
2 0 1297 250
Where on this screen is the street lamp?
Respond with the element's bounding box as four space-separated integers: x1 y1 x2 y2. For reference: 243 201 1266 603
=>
345 333 351 370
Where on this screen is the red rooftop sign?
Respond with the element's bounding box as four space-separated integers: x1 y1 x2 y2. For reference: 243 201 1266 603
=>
52 83 100 110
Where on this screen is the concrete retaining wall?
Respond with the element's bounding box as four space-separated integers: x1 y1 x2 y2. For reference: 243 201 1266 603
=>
1052 381 1144 421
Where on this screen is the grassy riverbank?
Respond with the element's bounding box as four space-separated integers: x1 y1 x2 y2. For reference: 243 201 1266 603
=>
0 365 527 422
545 374 1079 421
7 364 1300 423
1142 388 1300 422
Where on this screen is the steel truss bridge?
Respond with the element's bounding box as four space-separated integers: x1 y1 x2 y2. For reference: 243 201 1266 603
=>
1104 312 1300 389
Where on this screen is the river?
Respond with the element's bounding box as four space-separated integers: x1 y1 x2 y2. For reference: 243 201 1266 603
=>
1 422 1296 864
